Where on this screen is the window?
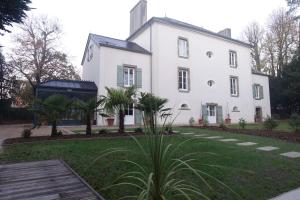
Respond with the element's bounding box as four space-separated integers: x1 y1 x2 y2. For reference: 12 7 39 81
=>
178 68 189 91
124 67 135 87
253 84 263 99
87 44 93 62
229 50 237 67
180 103 190 110
207 80 215 87
230 76 239 96
232 106 239 112
178 38 189 58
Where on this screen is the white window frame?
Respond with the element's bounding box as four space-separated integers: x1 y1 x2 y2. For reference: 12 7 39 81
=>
178 68 189 91
178 37 189 58
123 66 135 87
254 84 261 99
230 76 239 97
229 50 237 68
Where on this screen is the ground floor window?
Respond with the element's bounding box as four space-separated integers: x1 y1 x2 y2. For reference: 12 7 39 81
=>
178 68 189 91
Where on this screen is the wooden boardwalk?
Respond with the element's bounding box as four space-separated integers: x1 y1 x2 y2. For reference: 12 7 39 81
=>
0 160 105 200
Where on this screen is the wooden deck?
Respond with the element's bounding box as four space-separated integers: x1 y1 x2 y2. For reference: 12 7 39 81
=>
0 160 105 200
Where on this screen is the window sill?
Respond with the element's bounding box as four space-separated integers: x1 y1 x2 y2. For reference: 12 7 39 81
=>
179 89 190 93
178 55 189 59
179 108 191 111
230 94 239 97
232 110 240 112
230 65 237 68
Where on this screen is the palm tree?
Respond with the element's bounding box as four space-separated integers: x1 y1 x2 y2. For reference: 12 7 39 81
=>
32 95 71 136
74 96 106 136
104 86 135 133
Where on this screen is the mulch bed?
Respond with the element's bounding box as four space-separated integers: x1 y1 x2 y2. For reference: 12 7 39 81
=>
3 131 175 145
182 126 300 143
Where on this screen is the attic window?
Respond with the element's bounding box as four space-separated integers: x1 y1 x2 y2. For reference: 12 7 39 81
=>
87 44 93 62
206 51 213 58
180 103 190 110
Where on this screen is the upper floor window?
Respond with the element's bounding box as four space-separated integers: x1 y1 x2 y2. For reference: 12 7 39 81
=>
178 68 190 91
253 84 264 100
178 37 189 58
229 50 237 68
124 67 135 87
230 76 239 97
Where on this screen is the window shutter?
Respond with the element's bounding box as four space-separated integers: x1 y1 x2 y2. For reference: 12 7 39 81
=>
216 106 223 124
134 109 142 125
252 84 256 99
259 85 264 99
135 68 142 88
117 65 124 87
201 105 208 120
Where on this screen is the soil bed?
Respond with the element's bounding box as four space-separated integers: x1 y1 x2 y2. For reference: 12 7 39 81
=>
3 131 174 145
183 126 300 143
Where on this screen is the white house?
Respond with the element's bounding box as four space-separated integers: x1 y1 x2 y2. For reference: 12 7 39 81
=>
82 0 271 126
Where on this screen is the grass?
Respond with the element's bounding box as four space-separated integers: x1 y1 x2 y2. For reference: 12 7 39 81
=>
227 120 292 132
0 127 300 199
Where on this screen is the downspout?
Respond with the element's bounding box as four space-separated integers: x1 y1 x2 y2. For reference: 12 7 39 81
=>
150 24 153 93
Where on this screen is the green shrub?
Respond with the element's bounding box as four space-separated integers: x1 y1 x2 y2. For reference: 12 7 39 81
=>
134 127 143 133
164 123 173 133
263 116 278 131
203 118 209 127
189 117 195 126
239 118 247 129
22 128 32 138
219 121 226 129
288 114 300 133
98 129 109 134
57 130 63 136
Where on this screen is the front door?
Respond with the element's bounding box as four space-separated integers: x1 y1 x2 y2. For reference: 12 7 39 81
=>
207 105 217 124
255 107 262 122
124 104 134 125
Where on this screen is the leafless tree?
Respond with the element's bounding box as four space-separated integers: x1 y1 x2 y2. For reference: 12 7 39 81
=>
7 15 80 95
242 22 265 71
263 8 299 77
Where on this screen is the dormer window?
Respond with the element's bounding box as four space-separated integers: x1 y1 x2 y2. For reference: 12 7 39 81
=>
229 50 237 68
178 37 189 58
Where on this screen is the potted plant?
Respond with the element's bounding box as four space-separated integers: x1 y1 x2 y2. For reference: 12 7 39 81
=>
225 114 231 124
106 116 115 127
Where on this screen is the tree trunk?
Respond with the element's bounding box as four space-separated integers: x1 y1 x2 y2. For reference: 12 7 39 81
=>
51 120 57 137
119 110 125 133
86 113 91 136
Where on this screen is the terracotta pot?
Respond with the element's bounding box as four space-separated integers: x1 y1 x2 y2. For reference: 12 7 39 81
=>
225 118 231 124
106 118 115 127
198 118 203 125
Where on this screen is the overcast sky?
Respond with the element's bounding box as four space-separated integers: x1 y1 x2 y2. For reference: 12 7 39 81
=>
1 0 287 75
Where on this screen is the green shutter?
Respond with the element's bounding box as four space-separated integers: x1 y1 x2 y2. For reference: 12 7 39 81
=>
216 106 223 124
202 105 208 120
117 65 124 87
252 84 256 99
259 85 264 99
136 68 142 88
134 109 142 125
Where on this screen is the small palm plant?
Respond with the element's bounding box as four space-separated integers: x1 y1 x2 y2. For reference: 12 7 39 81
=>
97 93 240 199
74 96 106 136
104 86 136 133
32 95 71 136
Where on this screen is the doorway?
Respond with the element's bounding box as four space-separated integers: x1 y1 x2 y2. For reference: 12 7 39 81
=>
207 105 217 124
124 104 134 125
255 107 262 122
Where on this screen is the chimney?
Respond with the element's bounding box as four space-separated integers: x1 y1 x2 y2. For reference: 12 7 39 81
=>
130 0 147 35
218 28 231 38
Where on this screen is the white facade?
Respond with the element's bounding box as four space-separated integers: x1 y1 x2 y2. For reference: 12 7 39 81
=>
82 2 271 125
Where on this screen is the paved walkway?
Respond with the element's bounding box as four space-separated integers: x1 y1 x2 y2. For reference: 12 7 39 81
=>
179 131 300 199
0 159 104 200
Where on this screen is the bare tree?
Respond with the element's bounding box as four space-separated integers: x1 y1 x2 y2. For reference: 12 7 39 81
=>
263 8 299 76
242 22 265 71
7 15 80 95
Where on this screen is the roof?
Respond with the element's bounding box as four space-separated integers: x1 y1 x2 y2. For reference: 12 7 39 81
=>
81 34 151 65
127 17 251 48
38 80 98 91
252 69 269 77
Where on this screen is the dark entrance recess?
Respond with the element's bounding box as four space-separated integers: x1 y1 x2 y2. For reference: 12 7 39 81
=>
255 107 262 122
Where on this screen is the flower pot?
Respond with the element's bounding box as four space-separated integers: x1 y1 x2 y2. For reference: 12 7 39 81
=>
198 118 203 125
225 118 231 124
106 118 115 127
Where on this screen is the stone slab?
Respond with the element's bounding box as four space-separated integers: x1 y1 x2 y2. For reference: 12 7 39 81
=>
219 138 239 142
237 142 257 146
181 133 195 135
256 146 279 151
270 187 300 200
194 134 208 137
204 136 223 139
280 152 300 158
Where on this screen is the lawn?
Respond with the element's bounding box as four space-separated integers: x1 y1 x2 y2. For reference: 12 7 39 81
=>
1 127 300 200
227 120 292 132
